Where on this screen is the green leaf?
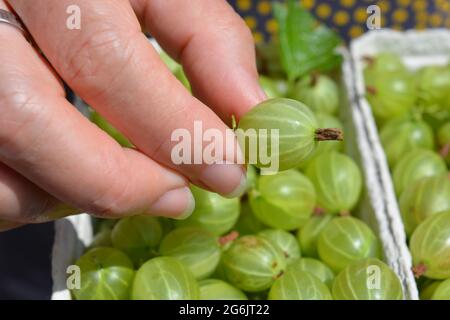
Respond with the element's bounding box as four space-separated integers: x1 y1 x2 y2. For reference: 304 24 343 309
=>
273 0 342 81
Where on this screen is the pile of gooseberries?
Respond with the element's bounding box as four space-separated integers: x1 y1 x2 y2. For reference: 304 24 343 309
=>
364 52 450 299
70 48 406 300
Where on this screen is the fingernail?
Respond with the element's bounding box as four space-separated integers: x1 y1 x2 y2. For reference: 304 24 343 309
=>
148 187 195 220
200 164 247 198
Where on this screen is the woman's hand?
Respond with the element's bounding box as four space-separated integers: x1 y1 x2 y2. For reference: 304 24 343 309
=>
0 0 265 230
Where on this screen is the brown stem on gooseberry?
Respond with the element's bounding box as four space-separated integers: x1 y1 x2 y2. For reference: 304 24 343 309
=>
315 128 344 141
412 263 427 278
309 71 319 87
274 270 284 279
362 55 374 66
366 86 377 95
219 231 239 246
313 207 325 216
440 143 450 158
339 210 351 217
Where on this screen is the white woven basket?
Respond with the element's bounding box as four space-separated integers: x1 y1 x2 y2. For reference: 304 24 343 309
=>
349 28 450 300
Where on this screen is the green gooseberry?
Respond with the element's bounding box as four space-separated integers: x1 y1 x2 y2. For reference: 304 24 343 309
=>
237 98 343 172
159 227 221 280
306 152 362 215
332 258 403 300
431 278 450 300
290 258 335 288
249 170 316 230
392 149 447 196
296 213 334 258
317 216 380 273
131 257 199 300
111 215 162 267
420 281 442 300
199 279 247 300
175 185 240 236
258 229 301 263
410 210 450 279
268 269 332 300
417 65 450 111
221 235 286 292
400 174 450 236
366 72 415 121
88 229 112 250
379 116 434 167
363 52 407 83
259 76 281 99
72 247 135 300
291 74 339 115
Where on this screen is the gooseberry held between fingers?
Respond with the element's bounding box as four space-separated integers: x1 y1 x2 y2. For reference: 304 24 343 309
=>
237 98 343 172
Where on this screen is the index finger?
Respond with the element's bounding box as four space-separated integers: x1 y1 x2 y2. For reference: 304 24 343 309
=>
131 0 267 123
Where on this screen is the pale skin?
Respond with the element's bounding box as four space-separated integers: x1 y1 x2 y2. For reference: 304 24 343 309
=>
0 0 266 231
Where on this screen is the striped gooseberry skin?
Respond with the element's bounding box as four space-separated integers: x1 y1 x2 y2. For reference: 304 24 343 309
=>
175 185 240 236
366 73 415 121
268 269 332 300
159 227 221 280
131 257 199 300
221 235 286 292
237 98 319 171
111 215 162 267
290 258 335 288
379 116 434 168
249 170 316 230
296 214 334 258
306 152 362 215
363 52 407 82
410 210 450 279
432 278 450 300
400 174 450 236
393 149 447 196
199 279 247 300
258 229 301 264
317 217 380 273
417 65 450 109
332 258 403 300
72 247 135 300
291 74 339 115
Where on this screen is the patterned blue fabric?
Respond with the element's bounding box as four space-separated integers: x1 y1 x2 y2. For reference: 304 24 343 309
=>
228 0 450 43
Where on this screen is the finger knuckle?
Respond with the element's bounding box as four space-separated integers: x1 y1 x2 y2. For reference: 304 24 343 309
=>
0 89 48 152
62 25 139 98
